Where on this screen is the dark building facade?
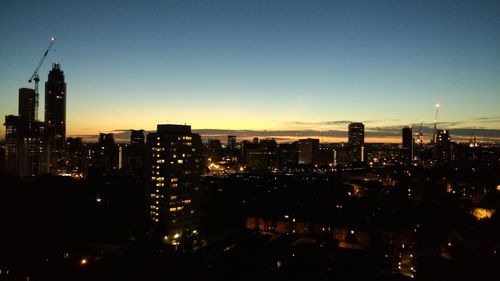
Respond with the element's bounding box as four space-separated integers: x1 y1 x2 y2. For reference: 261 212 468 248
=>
348 122 365 163
97 133 115 173
147 124 204 244
131 129 145 145
434 129 451 163
402 126 414 164
45 63 67 172
3 88 49 177
227 135 237 150
3 115 19 174
18 88 37 133
298 138 319 165
127 129 146 177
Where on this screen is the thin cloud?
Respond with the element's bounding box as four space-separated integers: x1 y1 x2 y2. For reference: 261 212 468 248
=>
69 123 500 144
286 120 352 126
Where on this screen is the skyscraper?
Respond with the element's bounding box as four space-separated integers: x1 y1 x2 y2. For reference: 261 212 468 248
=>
348 122 365 162
45 63 66 172
402 126 413 164
147 124 203 245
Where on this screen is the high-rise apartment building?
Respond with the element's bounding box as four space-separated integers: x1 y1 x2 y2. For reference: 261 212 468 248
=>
3 88 48 177
434 129 451 163
147 124 203 244
348 122 365 162
127 129 146 177
18 88 37 133
3 115 19 174
97 133 115 173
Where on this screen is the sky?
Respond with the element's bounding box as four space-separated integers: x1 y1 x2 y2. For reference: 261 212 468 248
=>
1 0 500 143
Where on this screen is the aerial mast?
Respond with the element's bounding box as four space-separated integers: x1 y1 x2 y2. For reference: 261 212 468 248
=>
28 37 56 121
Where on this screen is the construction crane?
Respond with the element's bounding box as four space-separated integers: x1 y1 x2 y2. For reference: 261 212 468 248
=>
416 120 424 144
432 104 439 144
28 37 56 120
414 120 424 161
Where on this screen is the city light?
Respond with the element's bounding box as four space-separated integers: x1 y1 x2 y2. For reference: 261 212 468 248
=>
472 208 496 221
1 3 500 279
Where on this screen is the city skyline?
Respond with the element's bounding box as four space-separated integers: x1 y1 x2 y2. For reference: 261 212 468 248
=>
2 1 500 143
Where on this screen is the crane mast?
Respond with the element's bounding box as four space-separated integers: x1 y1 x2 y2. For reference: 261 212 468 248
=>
28 37 56 121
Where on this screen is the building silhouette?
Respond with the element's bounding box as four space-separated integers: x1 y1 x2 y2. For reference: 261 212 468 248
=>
3 88 49 177
18 88 37 133
227 135 237 150
45 63 66 172
348 122 365 162
97 133 115 173
147 124 203 244
434 129 451 163
3 115 19 174
127 129 146 177
131 129 145 145
298 138 319 165
402 126 413 164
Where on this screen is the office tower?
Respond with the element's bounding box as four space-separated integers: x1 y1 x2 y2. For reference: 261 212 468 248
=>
147 124 203 244
402 126 414 164
348 122 365 162
434 129 451 163
45 63 66 172
227 135 237 150
298 138 319 165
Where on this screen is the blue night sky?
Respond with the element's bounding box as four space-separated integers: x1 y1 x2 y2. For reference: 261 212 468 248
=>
1 0 500 142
